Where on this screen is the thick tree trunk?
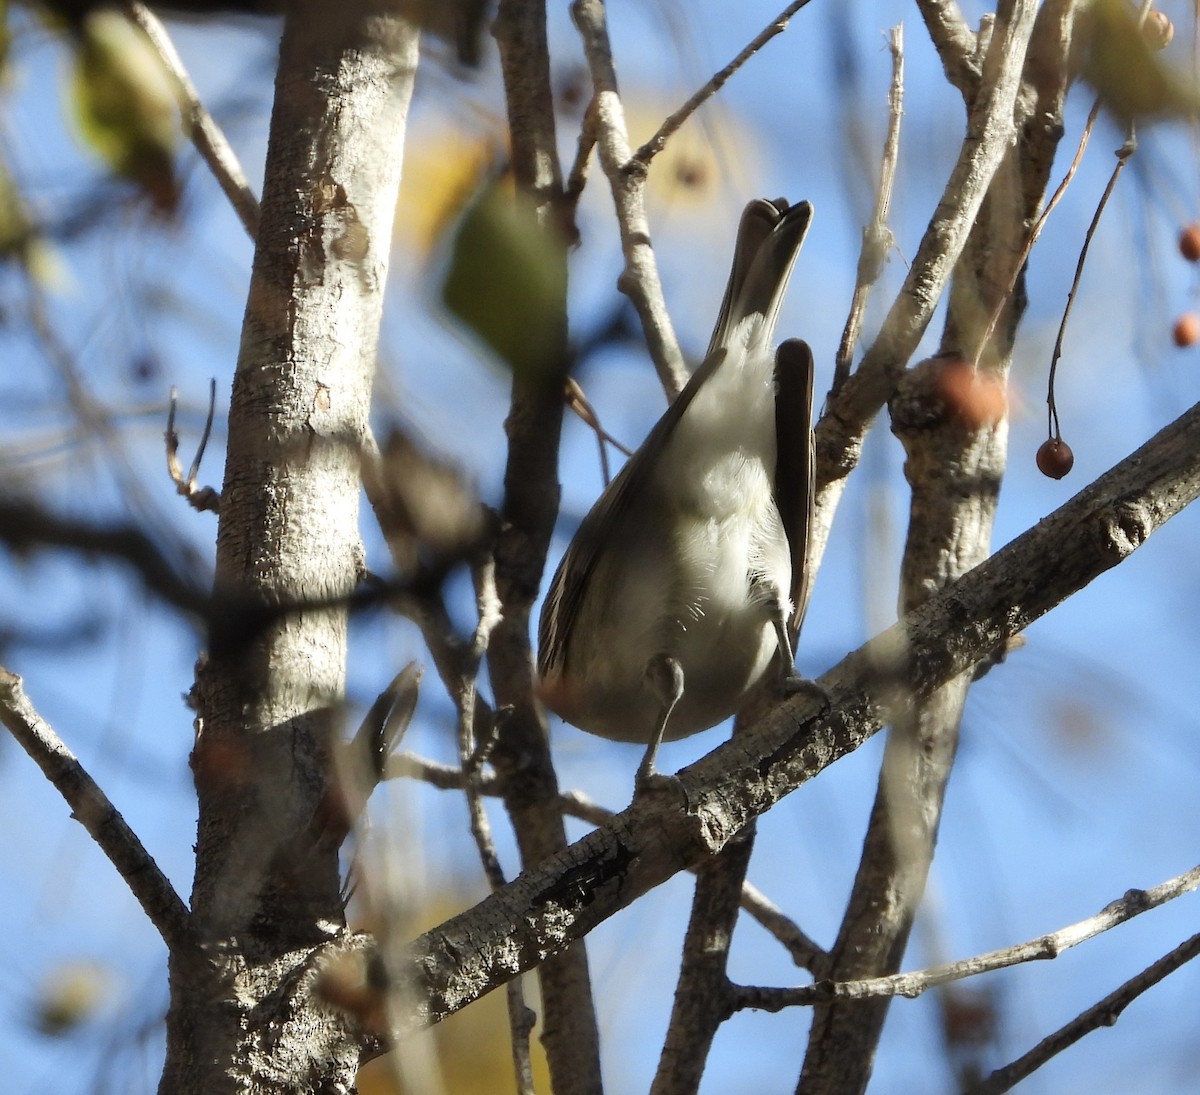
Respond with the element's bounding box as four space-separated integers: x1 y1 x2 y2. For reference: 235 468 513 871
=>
160 4 418 1090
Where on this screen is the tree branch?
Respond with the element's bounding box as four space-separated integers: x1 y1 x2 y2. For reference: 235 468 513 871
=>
650 827 754 1094
632 0 816 167
570 0 688 398
738 862 1200 1010
387 755 824 968
125 2 261 238
491 2 605 1091
915 0 980 96
812 0 1037 572
833 23 905 391
970 933 1200 1093
0 667 193 950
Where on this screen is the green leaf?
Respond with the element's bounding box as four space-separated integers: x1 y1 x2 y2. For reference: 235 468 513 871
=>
441 181 566 380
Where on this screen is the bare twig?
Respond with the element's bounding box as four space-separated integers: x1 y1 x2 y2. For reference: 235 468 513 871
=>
165 381 222 514
564 97 599 210
571 0 688 397
970 932 1200 1094
459 555 508 890
125 2 261 239
1046 137 1134 439
632 0 815 167
811 0 1038 573
0 666 193 949
737 863 1200 1011
738 879 825 969
492 0 603 1084
970 98 1102 369
565 376 633 486
834 24 905 391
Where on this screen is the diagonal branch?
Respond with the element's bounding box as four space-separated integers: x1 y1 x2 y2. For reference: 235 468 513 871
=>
0 667 193 950
916 0 980 96
833 23 905 391
633 0 816 166
126 2 261 238
734 862 1200 1009
970 933 1200 1093
812 0 1038 571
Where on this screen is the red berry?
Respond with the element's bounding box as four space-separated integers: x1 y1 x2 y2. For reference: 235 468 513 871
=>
1173 312 1200 347
1179 224 1200 262
1036 438 1074 480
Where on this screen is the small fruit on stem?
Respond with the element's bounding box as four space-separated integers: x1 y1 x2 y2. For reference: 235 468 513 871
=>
1036 438 1074 480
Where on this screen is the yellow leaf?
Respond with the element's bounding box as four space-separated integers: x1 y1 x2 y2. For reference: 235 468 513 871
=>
397 128 495 256
34 961 110 1037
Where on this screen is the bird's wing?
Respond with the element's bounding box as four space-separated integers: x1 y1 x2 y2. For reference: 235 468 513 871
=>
773 338 816 640
537 348 728 677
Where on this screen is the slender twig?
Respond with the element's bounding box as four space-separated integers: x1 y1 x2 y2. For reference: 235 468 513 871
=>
165 381 221 514
1045 138 1134 439
632 0 815 166
970 99 1102 370
564 97 599 210
458 555 507 891
125 2 261 239
452 553 535 1093
571 0 688 397
1037 1 1154 439
731 863 1200 1011
0 666 194 949
970 933 1200 1094
565 376 633 486
834 24 905 391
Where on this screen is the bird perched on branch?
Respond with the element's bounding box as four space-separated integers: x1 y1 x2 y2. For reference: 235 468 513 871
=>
538 197 820 787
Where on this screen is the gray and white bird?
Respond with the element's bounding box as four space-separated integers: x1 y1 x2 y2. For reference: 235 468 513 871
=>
537 197 817 785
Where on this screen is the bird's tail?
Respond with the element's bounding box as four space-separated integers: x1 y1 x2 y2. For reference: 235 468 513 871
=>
705 198 813 358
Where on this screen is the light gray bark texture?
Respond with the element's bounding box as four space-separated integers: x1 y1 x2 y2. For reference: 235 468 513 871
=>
161 4 418 1091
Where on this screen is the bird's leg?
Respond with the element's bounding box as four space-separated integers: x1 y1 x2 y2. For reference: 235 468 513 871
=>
637 653 685 793
757 578 830 707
